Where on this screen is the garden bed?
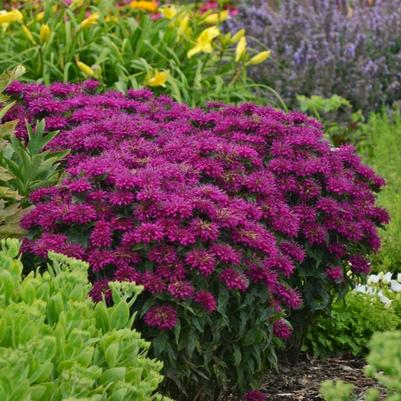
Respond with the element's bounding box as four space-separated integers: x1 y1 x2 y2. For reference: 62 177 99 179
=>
262 356 385 401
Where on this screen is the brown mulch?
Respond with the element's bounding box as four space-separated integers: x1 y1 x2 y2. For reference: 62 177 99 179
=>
261 356 386 401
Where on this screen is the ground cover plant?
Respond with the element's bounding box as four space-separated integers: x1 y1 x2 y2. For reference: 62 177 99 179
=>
0 79 388 400
229 0 401 114
0 238 171 401
0 0 273 106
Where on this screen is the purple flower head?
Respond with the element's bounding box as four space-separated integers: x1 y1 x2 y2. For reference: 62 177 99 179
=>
144 305 177 330
273 319 293 340
194 290 217 313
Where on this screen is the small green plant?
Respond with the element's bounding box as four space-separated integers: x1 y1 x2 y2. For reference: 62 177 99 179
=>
0 238 171 401
1 119 69 199
0 65 27 238
297 95 364 146
0 66 68 238
320 331 401 401
304 291 401 358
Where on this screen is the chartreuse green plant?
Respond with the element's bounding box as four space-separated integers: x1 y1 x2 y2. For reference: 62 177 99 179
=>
0 238 172 401
0 0 276 106
320 331 401 401
359 110 401 273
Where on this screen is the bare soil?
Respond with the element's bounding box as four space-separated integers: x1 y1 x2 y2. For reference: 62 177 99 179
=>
260 355 385 401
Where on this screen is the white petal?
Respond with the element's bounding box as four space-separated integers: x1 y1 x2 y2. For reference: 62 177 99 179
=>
391 280 401 292
383 272 393 284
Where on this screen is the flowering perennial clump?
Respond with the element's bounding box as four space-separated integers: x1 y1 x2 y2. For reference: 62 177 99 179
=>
3 80 388 400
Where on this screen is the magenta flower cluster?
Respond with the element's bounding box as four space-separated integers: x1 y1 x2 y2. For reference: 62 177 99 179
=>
4 81 388 334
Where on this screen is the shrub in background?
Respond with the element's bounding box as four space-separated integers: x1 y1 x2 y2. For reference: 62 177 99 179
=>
0 0 273 106
3 81 387 399
359 110 401 273
320 331 401 401
229 0 401 114
0 238 171 401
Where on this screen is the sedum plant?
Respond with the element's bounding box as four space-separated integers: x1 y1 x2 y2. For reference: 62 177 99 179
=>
0 238 171 401
320 331 401 401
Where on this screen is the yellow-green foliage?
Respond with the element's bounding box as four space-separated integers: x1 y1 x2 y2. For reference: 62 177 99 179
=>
0 238 172 401
360 111 401 272
320 331 401 401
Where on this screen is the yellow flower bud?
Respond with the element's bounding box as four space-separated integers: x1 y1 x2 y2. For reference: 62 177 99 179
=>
36 11 45 22
21 24 35 43
80 12 99 29
146 70 169 87
235 36 247 62
0 9 23 24
231 28 245 43
159 5 177 19
104 15 119 23
247 50 271 65
203 10 229 25
76 60 95 77
70 0 84 9
40 24 51 42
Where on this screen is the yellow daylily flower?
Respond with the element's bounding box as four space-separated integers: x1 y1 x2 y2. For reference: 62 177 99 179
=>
22 24 35 43
176 13 190 37
0 9 23 24
36 11 45 22
129 1 158 12
235 36 247 62
39 24 51 42
146 70 169 87
80 12 99 29
159 5 177 19
247 50 271 65
203 10 229 25
76 60 95 77
231 28 245 43
187 26 220 59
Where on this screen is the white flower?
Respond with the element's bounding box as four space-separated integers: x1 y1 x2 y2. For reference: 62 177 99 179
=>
382 272 393 285
367 274 380 285
397 273 401 283
390 280 401 292
354 284 368 293
378 290 392 307
378 272 384 280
